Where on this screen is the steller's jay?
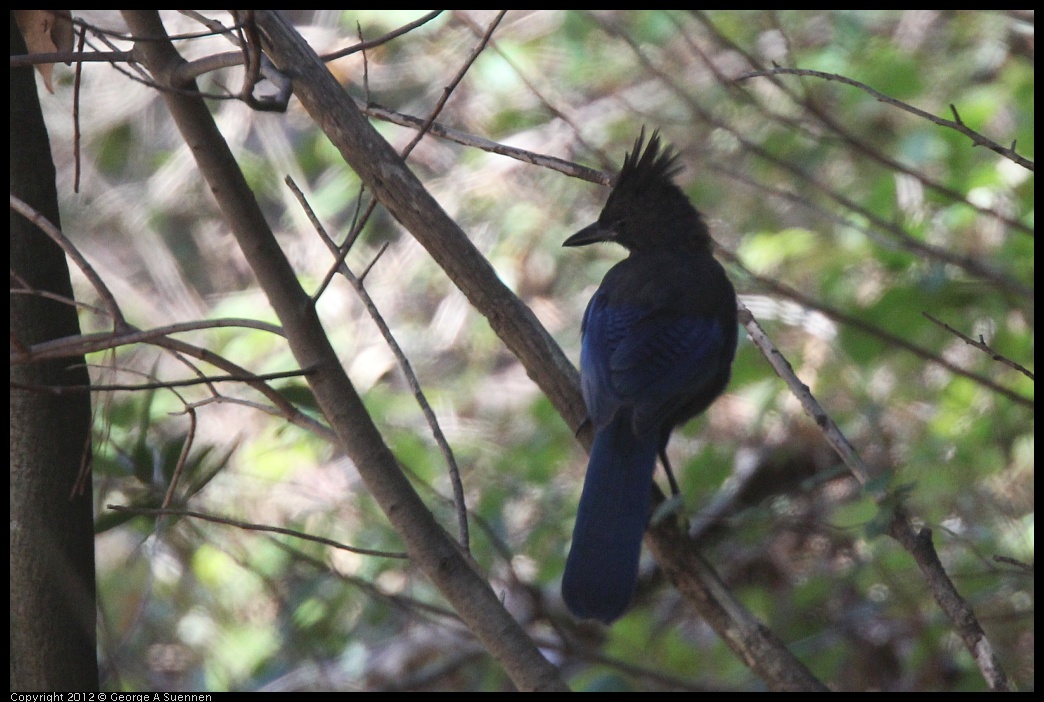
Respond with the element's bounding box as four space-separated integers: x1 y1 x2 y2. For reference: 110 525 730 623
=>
561 131 737 623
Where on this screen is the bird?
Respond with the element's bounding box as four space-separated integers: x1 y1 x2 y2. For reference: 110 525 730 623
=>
561 130 737 623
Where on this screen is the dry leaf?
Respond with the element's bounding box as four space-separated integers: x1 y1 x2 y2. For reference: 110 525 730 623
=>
14 10 74 93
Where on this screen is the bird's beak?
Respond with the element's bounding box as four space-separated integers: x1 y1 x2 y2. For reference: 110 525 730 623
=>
563 222 613 247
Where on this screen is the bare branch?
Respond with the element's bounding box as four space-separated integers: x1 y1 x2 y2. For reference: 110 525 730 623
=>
255 10 826 692
738 304 877 488
401 10 507 157
10 195 127 329
125 10 567 691
12 368 312 394
738 300 1014 690
321 10 445 61
12 318 285 365
107 505 409 558
737 66 1033 172
285 175 471 551
923 312 1034 380
887 513 1012 691
718 250 1034 409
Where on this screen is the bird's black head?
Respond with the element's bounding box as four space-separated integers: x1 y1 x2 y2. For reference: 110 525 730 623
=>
564 129 711 252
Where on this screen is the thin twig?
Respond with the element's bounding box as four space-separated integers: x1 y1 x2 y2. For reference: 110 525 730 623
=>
72 23 85 192
107 505 408 558
8 49 133 67
321 10 444 61
720 250 1033 409
708 160 1032 305
685 13 1032 237
10 195 128 329
923 312 1034 380
13 368 313 395
359 99 609 183
286 176 471 550
741 302 1013 690
596 17 1032 298
737 66 1033 171
162 407 196 508
401 10 508 158
887 510 1012 691
738 303 876 489
455 11 616 172
12 317 285 365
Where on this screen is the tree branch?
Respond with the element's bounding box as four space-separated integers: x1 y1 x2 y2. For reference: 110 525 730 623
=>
737 66 1033 172
121 10 567 692
253 9 823 691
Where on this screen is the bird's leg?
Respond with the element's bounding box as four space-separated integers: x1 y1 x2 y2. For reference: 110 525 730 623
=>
573 416 592 439
658 447 681 496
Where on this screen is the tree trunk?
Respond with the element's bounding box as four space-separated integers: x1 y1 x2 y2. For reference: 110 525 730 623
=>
10 11 99 691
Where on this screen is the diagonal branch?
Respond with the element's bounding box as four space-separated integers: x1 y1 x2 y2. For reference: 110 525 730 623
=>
120 10 567 693
253 9 825 692
737 66 1033 172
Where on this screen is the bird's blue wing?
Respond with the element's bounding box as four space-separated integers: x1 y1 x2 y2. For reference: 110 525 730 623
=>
579 290 636 428
580 291 727 435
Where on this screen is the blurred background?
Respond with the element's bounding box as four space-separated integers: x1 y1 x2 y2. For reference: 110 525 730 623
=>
36 10 1032 691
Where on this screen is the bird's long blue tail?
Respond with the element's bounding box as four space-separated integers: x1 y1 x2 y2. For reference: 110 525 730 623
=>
562 415 659 623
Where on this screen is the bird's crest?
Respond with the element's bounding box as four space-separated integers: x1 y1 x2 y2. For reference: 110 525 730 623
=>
613 129 683 198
